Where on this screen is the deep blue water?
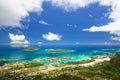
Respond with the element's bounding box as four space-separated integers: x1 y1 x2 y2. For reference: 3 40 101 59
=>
0 45 120 65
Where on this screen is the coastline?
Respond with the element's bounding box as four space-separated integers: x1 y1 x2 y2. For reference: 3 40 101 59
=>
0 53 118 80
0 54 113 73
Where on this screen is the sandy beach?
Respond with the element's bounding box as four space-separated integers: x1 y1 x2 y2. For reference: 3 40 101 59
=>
29 55 111 74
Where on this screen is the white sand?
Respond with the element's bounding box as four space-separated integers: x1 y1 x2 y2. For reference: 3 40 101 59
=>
1 55 111 75
81 57 110 67
41 57 111 73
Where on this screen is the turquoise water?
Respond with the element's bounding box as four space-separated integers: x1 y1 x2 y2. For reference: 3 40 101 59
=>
0 45 120 65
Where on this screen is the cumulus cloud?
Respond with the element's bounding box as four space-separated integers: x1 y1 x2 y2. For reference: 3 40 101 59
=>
0 0 43 28
48 0 120 41
49 0 98 11
49 0 115 11
9 33 29 45
1 0 120 42
83 21 120 33
42 32 62 41
81 0 120 42
39 20 49 25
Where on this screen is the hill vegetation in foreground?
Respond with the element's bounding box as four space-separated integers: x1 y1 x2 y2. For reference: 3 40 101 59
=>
0 54 120 80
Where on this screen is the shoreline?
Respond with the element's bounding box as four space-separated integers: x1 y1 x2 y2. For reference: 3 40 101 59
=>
0 53 113 66
0 52 119 80
0 53 117 80
0 54 114 73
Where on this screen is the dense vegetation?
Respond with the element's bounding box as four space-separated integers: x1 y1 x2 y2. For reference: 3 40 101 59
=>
110 54 120 68
24 46 39 51
0 54 120 80
46 49 75 53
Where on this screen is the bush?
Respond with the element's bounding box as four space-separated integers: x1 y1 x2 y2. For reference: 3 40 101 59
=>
110 54 120 68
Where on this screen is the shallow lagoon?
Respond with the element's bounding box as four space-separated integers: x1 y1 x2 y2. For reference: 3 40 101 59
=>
0 45 120 65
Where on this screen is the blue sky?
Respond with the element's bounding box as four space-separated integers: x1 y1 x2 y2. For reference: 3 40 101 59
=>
0 0 120 46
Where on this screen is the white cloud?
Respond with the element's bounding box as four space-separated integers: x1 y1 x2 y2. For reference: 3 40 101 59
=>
48 0 120 41
111 36 120 42
104 42 113 45
9 33 25 42
9 33 29 45
49 0 116 12
49 0 120 41
49 0 98 11
10 40 29 45
42 32 62 41
38 42 42 46
67 24 72 27
81 0 120 42
10 44 29 48
1 0 120 42
39 20 49 25
83 0 120 33
75 42 80 45
0 0 43 28
83 20 120 33
104 42 120 45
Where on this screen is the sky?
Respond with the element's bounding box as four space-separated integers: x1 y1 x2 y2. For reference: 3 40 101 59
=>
0 0 120 46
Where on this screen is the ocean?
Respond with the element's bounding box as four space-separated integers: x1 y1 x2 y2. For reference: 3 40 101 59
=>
0 45 120 66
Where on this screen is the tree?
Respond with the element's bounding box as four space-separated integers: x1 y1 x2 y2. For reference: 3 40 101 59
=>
110 54 120 68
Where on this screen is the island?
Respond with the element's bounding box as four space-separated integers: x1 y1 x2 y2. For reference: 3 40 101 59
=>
34 56 75 63
34 57 59 62
0 54 120 80
0 58 9 62
24 46 39 51
34 58 43 62
45 49 75 53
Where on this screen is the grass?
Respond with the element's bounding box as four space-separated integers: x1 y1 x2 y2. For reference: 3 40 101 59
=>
24 63 43 68
63 59 94 65
0 54 120 80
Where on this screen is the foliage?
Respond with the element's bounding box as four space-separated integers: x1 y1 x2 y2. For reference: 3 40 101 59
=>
1 54 120 80
110 54 120 68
